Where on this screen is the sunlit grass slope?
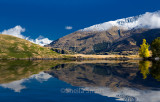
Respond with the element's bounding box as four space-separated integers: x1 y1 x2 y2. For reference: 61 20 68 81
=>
0 34 60 58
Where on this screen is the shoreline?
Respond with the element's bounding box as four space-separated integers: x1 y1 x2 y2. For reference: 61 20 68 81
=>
0 54 143 60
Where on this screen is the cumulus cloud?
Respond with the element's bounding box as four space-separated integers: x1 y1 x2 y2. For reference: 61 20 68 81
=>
0 26 52 46
137 12 160 29
65 26 73 30
29 35 52 46
1 26 25 39
81 11 160 31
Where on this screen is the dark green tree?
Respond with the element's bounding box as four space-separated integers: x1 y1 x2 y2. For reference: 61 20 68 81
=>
151 37 160 58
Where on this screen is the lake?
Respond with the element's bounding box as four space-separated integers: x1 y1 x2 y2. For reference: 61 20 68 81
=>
0 60 160 102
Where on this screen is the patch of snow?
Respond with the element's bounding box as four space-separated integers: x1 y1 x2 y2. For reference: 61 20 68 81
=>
80 11 160 31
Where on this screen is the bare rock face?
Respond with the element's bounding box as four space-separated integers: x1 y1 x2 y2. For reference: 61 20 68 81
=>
46 27 160 54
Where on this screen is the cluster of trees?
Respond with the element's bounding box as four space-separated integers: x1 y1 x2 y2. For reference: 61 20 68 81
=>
139 37 160 58
138 37 160 80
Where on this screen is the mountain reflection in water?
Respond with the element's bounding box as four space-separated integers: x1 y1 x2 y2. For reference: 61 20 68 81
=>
47 60 160 102
0 60 160 102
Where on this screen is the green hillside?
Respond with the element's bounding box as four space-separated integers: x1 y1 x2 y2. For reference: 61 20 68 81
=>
0 34 60 59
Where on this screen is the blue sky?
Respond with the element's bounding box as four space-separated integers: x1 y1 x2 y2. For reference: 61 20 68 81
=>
0 0 160 40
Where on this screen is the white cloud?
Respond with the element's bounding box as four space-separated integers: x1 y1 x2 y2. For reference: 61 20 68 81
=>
29 35 52 46
137 12 160 29
1 25 25 39
81 11 160 31
0 26 53 46
65 26 73 30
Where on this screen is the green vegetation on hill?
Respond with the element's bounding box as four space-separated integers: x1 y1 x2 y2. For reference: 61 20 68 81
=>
0 34 60 59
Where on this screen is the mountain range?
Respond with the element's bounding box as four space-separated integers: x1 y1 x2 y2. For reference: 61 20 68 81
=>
46 11 160 54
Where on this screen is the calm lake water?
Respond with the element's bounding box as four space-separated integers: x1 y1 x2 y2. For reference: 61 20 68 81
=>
0 60 160 102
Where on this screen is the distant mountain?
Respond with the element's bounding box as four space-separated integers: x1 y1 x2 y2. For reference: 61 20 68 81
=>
46 11 160 54
0 34 60 59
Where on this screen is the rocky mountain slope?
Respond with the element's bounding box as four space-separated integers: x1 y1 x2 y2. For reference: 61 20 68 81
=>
46 28 160 54
46 11 160 54
0 34 60 59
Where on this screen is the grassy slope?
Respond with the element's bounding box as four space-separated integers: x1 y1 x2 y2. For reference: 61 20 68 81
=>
0 34 61 58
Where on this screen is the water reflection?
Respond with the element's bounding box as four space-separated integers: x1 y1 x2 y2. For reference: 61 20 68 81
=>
0 60 62 84
139 61 151 79
1 60 160 102
47 61 142 89
0 60 62 92
139 60 160 81
47 60 160 102
150 61 160 81
0 72 52 92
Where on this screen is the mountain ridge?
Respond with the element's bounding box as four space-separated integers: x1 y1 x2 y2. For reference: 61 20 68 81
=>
46 11 160 54
46 27 151 54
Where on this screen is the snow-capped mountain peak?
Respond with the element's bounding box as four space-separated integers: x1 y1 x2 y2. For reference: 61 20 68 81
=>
80 11 160 31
